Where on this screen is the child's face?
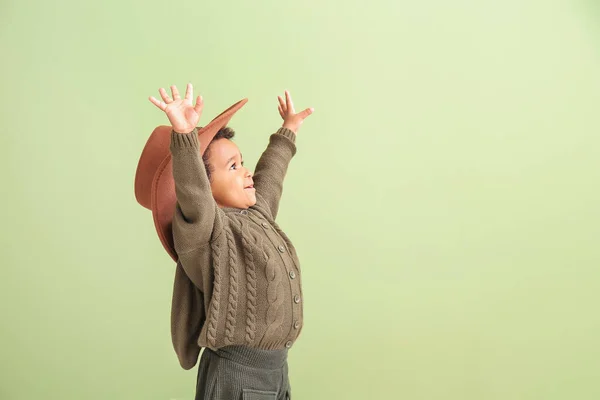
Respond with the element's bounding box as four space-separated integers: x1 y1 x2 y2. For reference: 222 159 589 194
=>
207 138 256 209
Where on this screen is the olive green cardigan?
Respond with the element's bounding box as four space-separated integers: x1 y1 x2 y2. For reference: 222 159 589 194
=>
169 127 304 370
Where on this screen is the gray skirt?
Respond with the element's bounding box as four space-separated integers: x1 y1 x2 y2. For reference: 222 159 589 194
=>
195 345 291 400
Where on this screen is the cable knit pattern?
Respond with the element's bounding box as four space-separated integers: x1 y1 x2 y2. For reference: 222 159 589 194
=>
240 220 258 345
224 229 239 344
263 248 285 342
207 240 222 348
168 127 303 370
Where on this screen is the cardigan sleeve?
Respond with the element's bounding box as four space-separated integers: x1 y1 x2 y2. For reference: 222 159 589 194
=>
252 127 297 220
170 128 224 253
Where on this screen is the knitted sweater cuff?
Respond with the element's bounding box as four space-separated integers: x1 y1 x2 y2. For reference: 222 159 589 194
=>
170 128 199 150
276 127 297 144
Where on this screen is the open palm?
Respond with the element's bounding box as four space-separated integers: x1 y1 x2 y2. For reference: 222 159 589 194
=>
149 83 204 133
277 90 314 134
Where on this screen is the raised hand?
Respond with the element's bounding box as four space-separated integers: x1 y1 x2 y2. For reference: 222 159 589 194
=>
149 83 204 134
277 90 314 134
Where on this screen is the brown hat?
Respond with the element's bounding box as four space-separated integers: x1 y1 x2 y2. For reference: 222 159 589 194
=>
135 98 248 261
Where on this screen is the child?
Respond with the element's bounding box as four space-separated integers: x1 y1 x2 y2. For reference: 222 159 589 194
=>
145 83 313 400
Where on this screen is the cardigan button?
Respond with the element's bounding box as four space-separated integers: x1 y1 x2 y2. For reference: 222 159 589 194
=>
278 245 285 253
240 210 248 215
285 341 293 349
294 295 301 304
294 321 301 329
262 222 269 229
289 270 296 279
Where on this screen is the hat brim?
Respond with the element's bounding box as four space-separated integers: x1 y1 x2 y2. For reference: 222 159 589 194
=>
151 154 178 261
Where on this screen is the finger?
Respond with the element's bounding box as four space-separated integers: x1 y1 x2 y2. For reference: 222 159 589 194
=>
285 90 295 113
297 107 314 120
149 96 167 111
159 88 172 103
184 83 192 101
278 105 284 117
193 95 204 115
171 85 181 101
278 96 286 113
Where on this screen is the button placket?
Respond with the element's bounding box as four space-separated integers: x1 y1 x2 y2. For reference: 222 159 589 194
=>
251 214 301 343
247 212 269 230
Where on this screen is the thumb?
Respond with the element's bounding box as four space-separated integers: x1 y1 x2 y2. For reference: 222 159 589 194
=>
194 95 204 115
297 107 314 120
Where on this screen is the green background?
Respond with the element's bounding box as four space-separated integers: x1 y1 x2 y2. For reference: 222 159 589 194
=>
1 0 599 399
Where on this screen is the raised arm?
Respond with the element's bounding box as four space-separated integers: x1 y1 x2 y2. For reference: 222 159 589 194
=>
253 90 314 220
170 128 222 251
150 83 222 252
253 128 297 220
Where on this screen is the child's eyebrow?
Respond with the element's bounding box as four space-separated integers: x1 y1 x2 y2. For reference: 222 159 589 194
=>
224 152 243 167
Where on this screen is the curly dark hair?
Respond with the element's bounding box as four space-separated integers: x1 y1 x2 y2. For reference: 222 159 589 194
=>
202 126 236 182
